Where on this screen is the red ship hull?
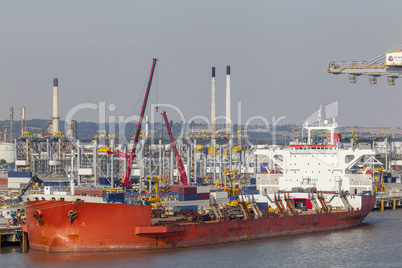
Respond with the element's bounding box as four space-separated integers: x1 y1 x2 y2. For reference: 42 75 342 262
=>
23 195 376 252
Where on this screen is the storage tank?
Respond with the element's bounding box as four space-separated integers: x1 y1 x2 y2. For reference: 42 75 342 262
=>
385 52 402 66
0 142 15 163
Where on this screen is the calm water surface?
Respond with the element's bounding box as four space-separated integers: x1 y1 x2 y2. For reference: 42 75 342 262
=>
1 209 401 268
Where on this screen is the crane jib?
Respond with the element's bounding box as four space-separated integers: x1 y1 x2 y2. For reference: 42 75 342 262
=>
124 58 158 187
161 111 188 185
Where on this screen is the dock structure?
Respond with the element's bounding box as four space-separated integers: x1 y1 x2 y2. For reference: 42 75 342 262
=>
374 194 402 210
0 225 22 247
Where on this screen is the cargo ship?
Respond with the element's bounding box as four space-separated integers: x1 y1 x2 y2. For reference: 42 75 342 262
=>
21 113 377 252
20 60 377 252
21 192 375 252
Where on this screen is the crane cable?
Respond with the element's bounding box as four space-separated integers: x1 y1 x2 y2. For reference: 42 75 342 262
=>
124 63 158 139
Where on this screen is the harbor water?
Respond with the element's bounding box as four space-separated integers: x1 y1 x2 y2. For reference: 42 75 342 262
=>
1 209 401 267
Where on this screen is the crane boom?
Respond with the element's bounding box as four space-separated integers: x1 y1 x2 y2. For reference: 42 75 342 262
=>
124 58 158 187
161 111 188 185
107 58 158 187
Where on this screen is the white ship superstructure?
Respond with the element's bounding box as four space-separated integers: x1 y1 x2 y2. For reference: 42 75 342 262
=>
256 116 375 195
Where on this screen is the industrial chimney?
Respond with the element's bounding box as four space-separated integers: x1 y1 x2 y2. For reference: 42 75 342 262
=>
225 65 231 134
3 123 7 142
52 78 59 135
145 115 149 139
211 67 216 133
9 107 14 143
21 105 27 135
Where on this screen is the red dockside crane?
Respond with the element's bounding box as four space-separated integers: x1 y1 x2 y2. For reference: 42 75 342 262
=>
161 111 188 185
107 58 158 188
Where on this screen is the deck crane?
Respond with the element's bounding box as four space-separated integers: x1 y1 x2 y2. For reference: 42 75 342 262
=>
161 111 188 185
325 44 402 85
107 58 158 187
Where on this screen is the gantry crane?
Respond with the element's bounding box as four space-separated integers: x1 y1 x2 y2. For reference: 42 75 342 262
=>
325 44 402 85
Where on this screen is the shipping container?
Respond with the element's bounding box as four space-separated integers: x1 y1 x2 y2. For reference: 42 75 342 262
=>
196 193 210 200
7 178 30 183
43 181 70 186
103 193 125 203
8 182 22 189
8 171 32 178
99 177 112 185
178 186 197 195
196 186 210 194
178 193 197 201
210 191 228 199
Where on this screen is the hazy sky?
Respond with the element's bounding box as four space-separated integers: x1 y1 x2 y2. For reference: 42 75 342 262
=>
1 0 402 129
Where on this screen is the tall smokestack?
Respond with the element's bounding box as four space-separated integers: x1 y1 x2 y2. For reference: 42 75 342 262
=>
225 65 231 134
211 67 216 133
52 78 59 135
145 115 149 139
21 105 27 135
9 107 14 143
3 122 8 142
